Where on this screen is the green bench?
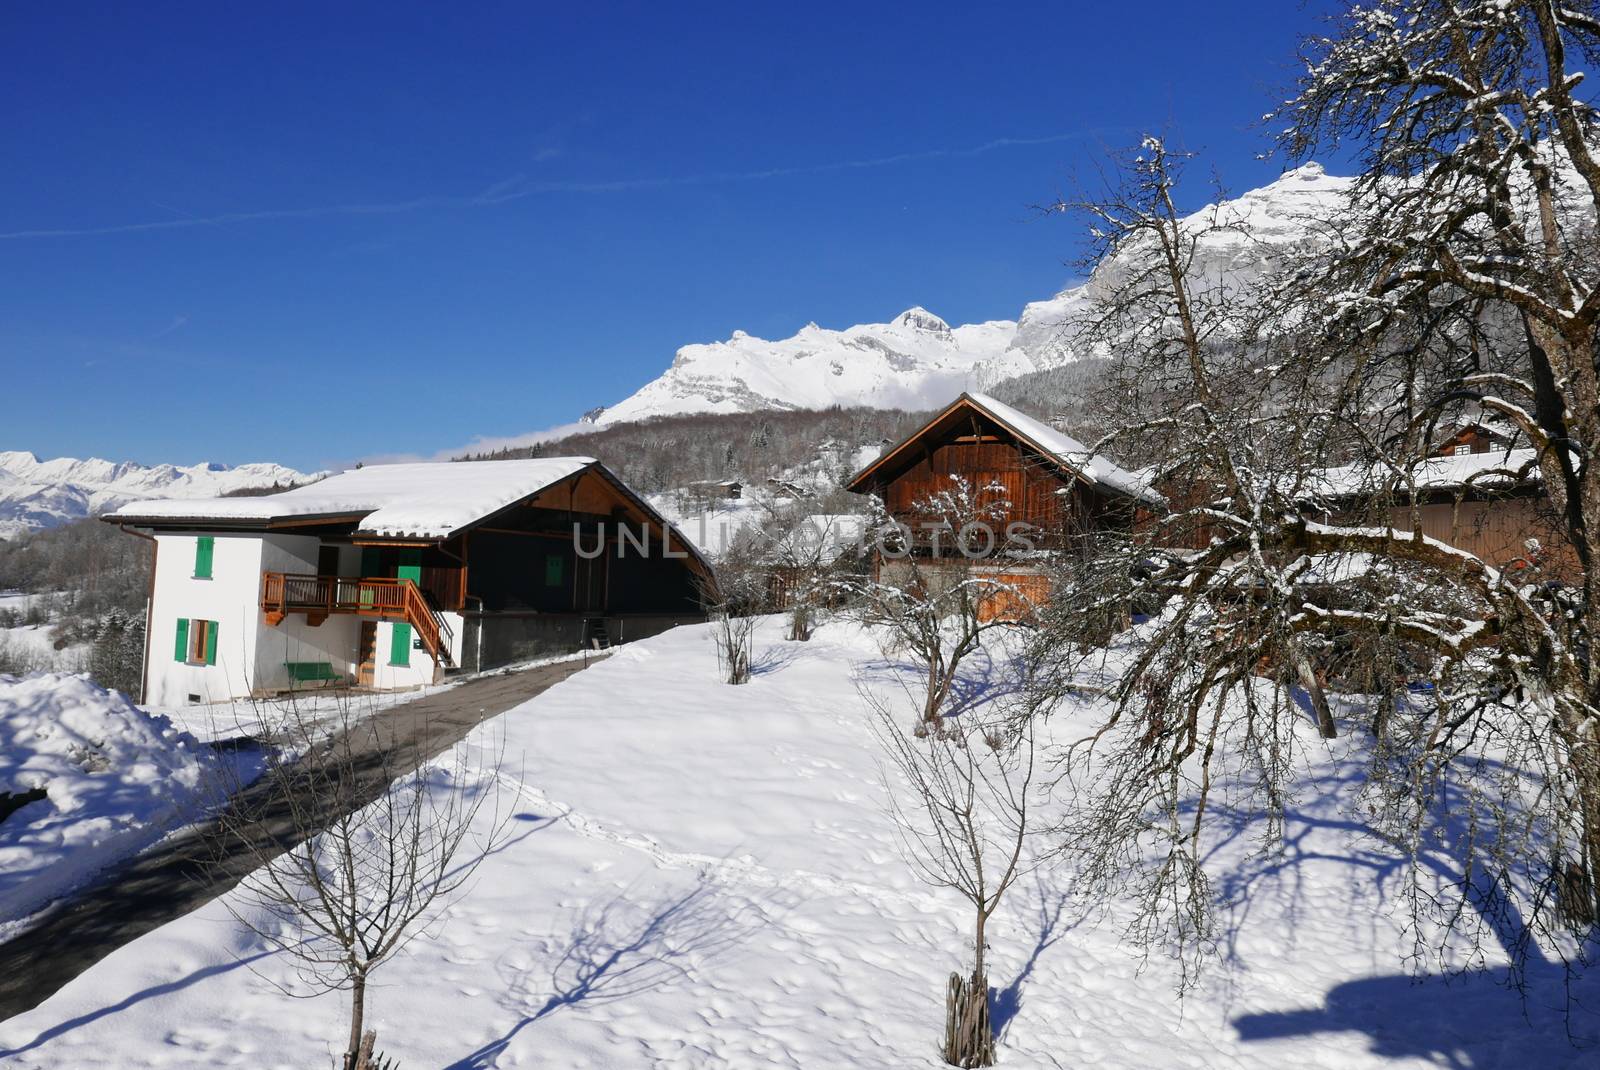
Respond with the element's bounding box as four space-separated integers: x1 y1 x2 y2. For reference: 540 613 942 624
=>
283 661 343 687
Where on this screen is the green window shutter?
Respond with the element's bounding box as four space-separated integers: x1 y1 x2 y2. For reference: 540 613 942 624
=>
174 618 189 662
205 620 219 665
545 553 564 587
194 537 214 579
390 623 412 667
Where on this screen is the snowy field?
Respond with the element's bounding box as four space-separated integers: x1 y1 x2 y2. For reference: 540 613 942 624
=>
0 592 85 676
1 619 1597 1068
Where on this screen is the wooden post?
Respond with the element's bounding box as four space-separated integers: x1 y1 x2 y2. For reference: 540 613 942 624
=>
942 970 994 1067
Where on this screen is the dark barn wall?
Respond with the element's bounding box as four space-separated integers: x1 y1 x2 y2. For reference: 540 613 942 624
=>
467 531 703 615
606 543 702 613
461 612 696 670
467 532 575 611
455 476 710 670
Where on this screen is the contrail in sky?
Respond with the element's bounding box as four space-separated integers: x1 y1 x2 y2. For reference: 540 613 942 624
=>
0 130 1108 240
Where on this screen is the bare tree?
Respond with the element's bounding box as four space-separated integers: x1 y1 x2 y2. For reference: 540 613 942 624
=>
868 685 1037 1067
696 555 763 685
1024 0 1600 996
857 475 1027 728
217 695 505 1070
1270 0 1600 935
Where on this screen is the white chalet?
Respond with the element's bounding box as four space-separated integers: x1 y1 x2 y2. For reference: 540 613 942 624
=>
106 459 714 705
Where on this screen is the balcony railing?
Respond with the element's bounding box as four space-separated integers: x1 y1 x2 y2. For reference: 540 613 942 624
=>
261 572 454 667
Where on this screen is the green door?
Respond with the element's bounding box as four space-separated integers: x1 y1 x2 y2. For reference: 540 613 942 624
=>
397 548 422 588
390 622 412 667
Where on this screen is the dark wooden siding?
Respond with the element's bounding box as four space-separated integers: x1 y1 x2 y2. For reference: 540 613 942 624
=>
879 439 1128 545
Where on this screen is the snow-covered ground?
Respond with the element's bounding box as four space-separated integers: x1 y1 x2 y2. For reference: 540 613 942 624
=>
149 684 438 748
648 494 771 558
1 619 1595 1068
0 592 88 675
0 673 229 937
0 624 80 674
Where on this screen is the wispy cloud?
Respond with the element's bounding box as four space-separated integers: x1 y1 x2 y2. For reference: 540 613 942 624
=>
0 130 1109 240
335 419 598 471
470 132 1105 203
433 420 595 460
0 197 443 240
151 314 189 339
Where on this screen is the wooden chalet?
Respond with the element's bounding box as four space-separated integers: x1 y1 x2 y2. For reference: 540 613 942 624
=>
845 392 1162 619
107 458 715 704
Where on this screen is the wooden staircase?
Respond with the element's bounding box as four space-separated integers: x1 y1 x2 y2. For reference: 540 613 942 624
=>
261 572 455 668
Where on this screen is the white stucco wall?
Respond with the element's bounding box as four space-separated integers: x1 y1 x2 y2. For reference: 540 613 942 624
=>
143 534 455 704
369 617 445 691
252 536 362 694
144 532 266 707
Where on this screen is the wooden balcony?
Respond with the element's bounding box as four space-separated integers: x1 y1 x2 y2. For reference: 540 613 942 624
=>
260 572 454 666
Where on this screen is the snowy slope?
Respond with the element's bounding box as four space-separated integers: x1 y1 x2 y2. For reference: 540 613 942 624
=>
2 619 1593 1069
587 164 1353 427
0 451 319 539
0 672 222 934
1012 162 1352 362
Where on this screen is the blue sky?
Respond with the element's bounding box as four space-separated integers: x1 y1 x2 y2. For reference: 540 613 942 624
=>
1 1 1334 471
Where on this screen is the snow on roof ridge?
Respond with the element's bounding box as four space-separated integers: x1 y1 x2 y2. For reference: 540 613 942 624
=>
961 392 1164 506
1313 447 1541 499
107 457 600 539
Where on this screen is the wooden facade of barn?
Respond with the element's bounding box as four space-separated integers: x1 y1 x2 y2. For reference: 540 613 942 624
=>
1314 435 1574 580
845 392 1160 621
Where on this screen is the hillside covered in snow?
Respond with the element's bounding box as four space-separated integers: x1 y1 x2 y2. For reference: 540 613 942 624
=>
2 620 1592 1068
585 164 1352 427
0 451 319 539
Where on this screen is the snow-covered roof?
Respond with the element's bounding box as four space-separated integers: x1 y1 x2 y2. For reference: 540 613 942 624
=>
960 393 1165 506
1312 448 1539 501
107 458 597 539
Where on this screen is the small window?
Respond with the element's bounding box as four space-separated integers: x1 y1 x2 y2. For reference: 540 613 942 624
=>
545 554 565 587
177 617 219 665
194 536 215 579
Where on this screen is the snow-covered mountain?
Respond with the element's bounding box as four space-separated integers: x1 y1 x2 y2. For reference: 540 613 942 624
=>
585 163 1352 426
588 307 1029 426
1012 162 1352 362
0 451 319 539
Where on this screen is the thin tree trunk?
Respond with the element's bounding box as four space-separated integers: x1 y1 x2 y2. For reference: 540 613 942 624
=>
344 973 367 1070
973 909 986 982
1292 649 1337 739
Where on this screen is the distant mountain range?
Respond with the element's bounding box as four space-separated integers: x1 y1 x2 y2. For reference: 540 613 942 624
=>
0 452 318 539
584 163 1350 425
7 164 1350 536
